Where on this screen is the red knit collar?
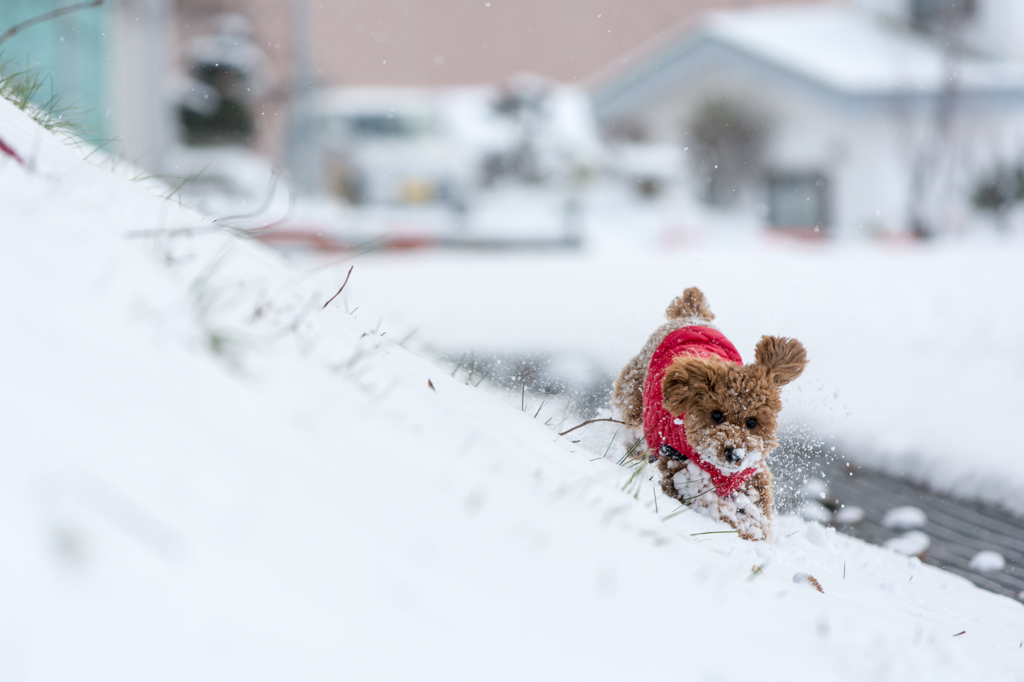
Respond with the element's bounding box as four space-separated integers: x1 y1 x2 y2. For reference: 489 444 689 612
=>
670 440 757 498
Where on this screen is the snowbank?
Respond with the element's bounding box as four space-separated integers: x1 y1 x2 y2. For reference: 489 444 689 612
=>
336 226 1024 515
3 98 1024 680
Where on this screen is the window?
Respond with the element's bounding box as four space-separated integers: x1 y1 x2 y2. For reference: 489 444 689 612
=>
911 0 976 31
349 114 434 139
767 173 830 230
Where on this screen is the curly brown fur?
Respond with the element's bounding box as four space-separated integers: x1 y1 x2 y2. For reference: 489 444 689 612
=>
611 287 715 427
666 287 715 322
611 288 807 540
754 335 808 388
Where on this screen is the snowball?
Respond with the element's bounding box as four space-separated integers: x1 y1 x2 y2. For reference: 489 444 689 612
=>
884 531 931 557
969 550 1005 573
833 506 865 525
800 502 832 524
882 506 927 530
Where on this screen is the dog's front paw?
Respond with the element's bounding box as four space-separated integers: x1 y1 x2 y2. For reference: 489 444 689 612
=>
670 461 718 509
719 492 772 541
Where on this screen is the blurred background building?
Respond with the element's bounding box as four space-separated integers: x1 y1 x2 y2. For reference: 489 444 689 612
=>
3 0 1024 239
593 2 1024 236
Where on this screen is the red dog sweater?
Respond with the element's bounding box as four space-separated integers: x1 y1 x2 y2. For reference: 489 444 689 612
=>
642 326 756 497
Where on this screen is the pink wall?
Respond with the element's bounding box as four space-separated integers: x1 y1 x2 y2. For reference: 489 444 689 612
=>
178 0 822 86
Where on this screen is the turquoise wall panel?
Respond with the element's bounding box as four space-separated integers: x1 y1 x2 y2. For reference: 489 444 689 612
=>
0 0 109 140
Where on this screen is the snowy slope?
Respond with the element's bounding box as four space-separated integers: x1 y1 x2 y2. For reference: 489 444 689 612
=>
334 227 1024 515
2 99 1024 681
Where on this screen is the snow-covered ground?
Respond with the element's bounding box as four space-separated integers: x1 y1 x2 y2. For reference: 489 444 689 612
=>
4 97 1024 680
314 209 1024 515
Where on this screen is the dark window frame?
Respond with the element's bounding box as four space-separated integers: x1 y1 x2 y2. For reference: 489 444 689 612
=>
765 171 831 230
911 0 977 31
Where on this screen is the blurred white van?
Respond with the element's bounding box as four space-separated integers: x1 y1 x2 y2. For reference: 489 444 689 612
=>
312 78 602 206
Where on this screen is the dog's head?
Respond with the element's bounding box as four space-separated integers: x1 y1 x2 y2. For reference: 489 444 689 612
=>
662 336 807 473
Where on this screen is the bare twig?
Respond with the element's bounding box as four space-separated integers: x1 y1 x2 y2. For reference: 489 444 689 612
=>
557 417 630 437
0 0 103 47
213 171 281 225
124 225 221 240
323 266 354 308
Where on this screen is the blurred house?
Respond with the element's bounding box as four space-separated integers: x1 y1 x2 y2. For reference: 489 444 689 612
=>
2 0 823 180
591 1 1024 237
172 0 822 158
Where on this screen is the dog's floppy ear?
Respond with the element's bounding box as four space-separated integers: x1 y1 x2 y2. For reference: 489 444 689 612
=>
662 355 722 416
754 336 807 387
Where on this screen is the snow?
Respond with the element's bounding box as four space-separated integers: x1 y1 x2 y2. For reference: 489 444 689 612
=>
4 98 1024 680
667 459 770 540
885 531 933 558
705 6 1024 95
970 551 1007 573
834 506 866 526
333 223 1024 516
801 502 834 524
803 478 829 500
883 506 928 531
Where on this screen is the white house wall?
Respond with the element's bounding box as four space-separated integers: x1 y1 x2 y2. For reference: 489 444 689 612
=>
618 62 917 236
599 41 1024 237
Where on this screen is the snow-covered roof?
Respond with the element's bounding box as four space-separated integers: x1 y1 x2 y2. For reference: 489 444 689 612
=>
593 6 1024 116
708 6 1024 94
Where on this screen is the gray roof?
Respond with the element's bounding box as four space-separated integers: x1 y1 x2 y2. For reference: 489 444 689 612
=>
592 6 1024 119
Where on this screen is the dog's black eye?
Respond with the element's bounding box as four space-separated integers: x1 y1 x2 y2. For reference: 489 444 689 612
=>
746 417 757 429
711 410 724 424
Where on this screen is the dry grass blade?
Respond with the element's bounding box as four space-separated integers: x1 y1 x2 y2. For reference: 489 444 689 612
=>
557 417 630 437
0 0 104 47
617 426 653 465
323 266 354 308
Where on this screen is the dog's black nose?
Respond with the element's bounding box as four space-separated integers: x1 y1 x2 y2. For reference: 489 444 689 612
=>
724 447 741 464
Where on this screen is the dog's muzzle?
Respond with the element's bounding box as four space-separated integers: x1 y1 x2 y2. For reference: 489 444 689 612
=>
724 447 743 465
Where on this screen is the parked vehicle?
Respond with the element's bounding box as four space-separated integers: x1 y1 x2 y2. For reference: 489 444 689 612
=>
312 78 602 206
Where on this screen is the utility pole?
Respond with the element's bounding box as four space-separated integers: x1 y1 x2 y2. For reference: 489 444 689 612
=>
287 0 321 194
147 0 172 173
